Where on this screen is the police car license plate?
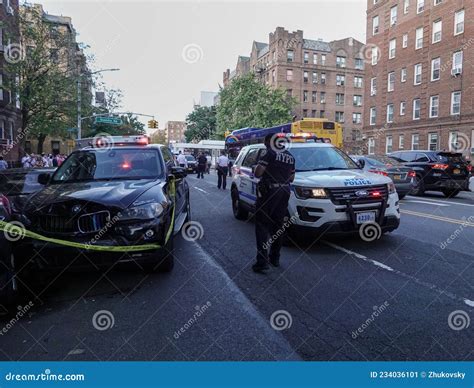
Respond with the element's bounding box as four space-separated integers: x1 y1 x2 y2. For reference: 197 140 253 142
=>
356 211 376 224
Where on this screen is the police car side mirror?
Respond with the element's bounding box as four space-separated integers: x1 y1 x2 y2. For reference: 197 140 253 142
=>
170 166 187 179
38 173 51 185
358 159 365 169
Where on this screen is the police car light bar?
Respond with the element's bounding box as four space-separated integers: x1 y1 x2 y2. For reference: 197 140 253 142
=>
93 135 149 148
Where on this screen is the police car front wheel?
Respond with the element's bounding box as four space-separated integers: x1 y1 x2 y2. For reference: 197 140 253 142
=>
231 188 249 220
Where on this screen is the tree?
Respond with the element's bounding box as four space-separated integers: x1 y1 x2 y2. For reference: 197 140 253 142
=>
185 105 216 142
4 5 91 154
216 73 296 138
151 130 167 145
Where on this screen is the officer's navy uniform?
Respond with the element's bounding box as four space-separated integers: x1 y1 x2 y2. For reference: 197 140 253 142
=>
254 147 295 270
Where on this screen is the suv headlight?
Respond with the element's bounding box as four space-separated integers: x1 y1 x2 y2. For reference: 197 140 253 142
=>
119 202 164 221
388 182 396 194
294 186 328 199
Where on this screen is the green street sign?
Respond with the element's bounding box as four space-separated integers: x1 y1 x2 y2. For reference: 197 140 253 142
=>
94 116 123 125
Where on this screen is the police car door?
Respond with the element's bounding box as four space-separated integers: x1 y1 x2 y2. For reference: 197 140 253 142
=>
239 147 261 205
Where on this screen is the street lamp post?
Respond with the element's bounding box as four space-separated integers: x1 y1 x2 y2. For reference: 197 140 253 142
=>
77 68 120 140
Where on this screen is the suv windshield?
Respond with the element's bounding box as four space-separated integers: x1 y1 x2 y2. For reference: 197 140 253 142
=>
52 149 163 183
293 147 359 172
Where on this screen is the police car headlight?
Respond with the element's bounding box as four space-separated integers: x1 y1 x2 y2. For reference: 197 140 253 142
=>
294 186 328 199
120 202 164 221
388 183 396 194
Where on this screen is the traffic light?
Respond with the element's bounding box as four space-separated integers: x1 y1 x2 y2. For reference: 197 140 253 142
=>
148 120 158 129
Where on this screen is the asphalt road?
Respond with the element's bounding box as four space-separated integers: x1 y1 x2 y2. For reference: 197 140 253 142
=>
0 171 473 361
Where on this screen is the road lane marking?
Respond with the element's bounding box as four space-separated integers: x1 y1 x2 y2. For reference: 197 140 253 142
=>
194 187 208 194
403 199 450 207
323 241 473 308
406 195 474 207
401 209 474 227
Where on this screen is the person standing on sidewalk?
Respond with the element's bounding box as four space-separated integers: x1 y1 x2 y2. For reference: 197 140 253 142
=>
216 151 229 190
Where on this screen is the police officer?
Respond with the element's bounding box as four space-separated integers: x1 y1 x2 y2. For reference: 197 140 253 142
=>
252 134 295 273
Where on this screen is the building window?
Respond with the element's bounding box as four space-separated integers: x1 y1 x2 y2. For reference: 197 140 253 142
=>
452 51 463 74
312 72 318 84
404 0 409 14
370 77 377 96
387 104 394 123
355 58 364 70
413 99 421 120
313 53 318 65
335 112 344 123
352 113 362 124
321 55 326 65
336 93 345 105
432 20 442 43
389 39 396 59
320 73 326 84
303 90 308 102
336 56 346 68
371 46 378 65
286 69 293 81
51 141 60 155
455 9 465 35
390 6 398 26
0 120 4 139
304 52 309 64
412 134 420 150
399 135 405 149
353 95 363 106
428 133 439 151
320 110 325 118
431 57 441 81
451 91 461 115
368 138 375 155
320 92 326 104
401 68 407 82
429 95 439 118
8 122 13 142
372 15 379 35
417 0 425 13
336 74 345 86
303 71 309 83
434 0 442 6
311 109 317 118
388 72 395 92
354 76 363 88
386 136 393 153
370 107 377 125
287 50 294 62
402 34 408 48
414 64 422 85
416 27 423 49
400 101 406 115
303 109 308 117
312 91 317 103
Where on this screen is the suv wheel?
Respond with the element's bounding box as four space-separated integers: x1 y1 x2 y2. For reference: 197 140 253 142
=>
442 189 460 198
411 175 425 196
231 187 249 220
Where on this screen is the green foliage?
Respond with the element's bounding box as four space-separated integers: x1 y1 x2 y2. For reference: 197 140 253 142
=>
216 73 296 137
84 113 146 138
185 105 216 142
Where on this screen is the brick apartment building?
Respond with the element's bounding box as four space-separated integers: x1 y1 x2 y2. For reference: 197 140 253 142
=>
364 0 473 158
166 121 187 143
0 0 21 163
223 27 366 143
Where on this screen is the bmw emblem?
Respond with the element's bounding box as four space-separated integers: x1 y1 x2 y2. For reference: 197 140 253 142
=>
72 204 82 214
355 190 369 197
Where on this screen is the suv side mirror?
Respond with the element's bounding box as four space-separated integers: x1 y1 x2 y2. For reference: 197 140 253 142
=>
170 166 187 179
38 173 51 185
358 159 365 169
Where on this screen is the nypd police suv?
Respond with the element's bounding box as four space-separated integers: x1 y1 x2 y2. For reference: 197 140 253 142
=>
231 141 400 238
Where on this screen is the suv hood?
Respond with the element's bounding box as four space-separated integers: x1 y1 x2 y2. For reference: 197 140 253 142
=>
294 169 391 188
24 179 160 212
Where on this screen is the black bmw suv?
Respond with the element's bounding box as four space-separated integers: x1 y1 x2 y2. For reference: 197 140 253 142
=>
15 142 190 275
388 150 471 197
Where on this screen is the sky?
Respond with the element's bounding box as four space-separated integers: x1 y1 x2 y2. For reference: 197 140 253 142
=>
37 0 367 132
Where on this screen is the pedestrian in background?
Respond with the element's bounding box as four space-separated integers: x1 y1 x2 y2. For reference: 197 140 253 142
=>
216 151 229 190
0 156 8 170
177 151 187 169
206 153 211 174
197 152 207 179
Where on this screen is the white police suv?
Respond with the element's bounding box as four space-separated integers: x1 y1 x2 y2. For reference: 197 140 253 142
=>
230 142 400 238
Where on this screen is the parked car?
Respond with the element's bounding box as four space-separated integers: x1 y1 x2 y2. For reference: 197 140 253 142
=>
185 155 198 173
388 150 471 197
351 155 415 199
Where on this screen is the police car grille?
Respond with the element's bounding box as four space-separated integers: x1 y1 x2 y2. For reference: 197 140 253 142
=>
327 185 388 205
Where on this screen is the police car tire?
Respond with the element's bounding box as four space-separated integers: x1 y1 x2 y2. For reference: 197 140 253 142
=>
231 189 248 220
411 175 425 196
442 189 460 198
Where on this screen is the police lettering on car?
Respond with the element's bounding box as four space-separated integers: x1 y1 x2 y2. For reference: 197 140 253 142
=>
252 134 295 273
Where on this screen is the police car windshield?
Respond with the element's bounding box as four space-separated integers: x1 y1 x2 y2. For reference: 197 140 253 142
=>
51 149 163 183
293 147 360 172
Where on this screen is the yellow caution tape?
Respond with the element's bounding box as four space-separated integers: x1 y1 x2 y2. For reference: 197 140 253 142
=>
0 180 177 253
